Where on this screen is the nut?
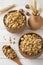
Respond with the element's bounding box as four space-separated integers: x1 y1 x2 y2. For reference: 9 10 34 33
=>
25 4 30 9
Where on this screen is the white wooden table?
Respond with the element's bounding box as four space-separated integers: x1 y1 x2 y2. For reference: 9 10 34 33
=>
0 0 43 65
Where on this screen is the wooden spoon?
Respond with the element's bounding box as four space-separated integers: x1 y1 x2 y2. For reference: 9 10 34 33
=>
2 45 22 65
12 57 22 65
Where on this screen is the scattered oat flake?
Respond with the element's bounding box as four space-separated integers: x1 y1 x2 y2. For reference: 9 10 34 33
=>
9 37 15 44
3 36 15 44
3 36 6 40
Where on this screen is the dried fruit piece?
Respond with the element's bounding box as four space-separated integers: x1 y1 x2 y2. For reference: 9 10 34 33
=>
25 4 30 9
25 12 30 16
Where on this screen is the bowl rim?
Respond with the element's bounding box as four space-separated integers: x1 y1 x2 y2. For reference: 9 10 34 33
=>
3 10 26 33
3 10 26 27
18 32 43 59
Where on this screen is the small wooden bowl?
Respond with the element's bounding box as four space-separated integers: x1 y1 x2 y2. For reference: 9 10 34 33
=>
19 33 43 59
28 15 43 30
3 10 26 33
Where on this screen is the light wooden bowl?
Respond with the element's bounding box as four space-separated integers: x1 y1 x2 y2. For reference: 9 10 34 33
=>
19 33 43 59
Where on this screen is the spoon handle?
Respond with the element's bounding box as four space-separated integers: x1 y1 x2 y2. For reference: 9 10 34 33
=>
13 57 22 65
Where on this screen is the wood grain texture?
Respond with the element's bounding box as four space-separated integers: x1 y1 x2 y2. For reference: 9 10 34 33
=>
0 0 43 65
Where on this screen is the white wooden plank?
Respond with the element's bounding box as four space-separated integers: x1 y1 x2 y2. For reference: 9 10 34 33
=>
0 0 43 65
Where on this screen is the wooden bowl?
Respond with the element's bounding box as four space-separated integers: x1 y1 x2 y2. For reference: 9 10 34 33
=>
28 15 43 30
19 33 43 59
3 10 26 33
